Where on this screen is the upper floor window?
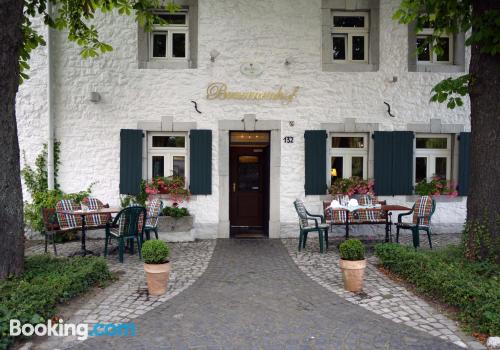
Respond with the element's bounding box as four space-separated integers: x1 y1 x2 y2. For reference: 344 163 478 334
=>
331 12 369 63
414 134 451 183
330 133 368 185
416 26 453 64
150 12 189 61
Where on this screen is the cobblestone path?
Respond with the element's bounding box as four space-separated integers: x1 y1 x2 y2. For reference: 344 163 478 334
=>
77 239 461 350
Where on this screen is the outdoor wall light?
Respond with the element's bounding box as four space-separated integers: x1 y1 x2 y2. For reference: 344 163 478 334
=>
89 91 101 103
331 168 338 177
210 49 220 62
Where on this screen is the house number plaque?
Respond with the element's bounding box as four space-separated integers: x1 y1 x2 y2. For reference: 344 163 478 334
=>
283 136 294 144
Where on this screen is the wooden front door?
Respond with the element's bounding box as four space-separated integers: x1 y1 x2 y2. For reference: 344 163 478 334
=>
229 133 270 237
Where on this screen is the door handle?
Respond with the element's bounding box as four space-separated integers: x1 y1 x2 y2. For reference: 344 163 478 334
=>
232 182 236 192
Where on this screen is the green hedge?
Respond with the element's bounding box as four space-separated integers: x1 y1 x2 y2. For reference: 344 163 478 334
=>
375 243 500 335
0 255 113 349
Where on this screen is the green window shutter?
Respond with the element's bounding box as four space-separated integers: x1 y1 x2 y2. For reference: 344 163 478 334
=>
189 129 212 195
304 130 327 195
120 129 143 195
374 131 414 196
458 132 471 196
391 131 414 195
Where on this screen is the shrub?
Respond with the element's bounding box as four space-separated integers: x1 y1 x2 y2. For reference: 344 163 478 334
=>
142 240 170 264
0 255 113 349
375 243 500 336
161 206 189 218
339 239 365 260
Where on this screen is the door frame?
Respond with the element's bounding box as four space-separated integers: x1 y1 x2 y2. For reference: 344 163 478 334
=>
218 117 281 238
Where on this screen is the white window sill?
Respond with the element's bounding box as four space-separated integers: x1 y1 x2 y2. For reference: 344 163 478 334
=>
411 64 465 73
322 62 379 72
139 60 193 70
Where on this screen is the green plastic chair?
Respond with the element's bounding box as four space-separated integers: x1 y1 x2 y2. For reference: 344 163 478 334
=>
293 199 329 253
395 196 436 249
104 206 146 263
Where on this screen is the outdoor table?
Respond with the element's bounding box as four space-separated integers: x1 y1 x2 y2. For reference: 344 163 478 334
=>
56 207 120 257
381 205 412 242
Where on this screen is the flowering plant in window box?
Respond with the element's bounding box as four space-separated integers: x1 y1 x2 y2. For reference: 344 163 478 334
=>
329 177 375 197
415 176 458 197
145 176 190 203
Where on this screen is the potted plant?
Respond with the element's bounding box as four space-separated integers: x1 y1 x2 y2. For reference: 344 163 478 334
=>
415 176 458 197
142 240 171 296
339 239 366 292
329 177 375 198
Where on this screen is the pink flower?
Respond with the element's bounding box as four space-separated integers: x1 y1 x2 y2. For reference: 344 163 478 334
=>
450 191 458 197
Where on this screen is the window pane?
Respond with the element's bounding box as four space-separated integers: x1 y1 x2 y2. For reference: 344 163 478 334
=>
416 157 427 182
352 36 365 61
331 156 343 184
332 137 364 148
417 37 430 61
173 156 185 177
333 16 365 28
152 156 164 178
332 35 346 60
152 33 167 57
435 157 447 179
436 37 450 61
155 14 186 25
238 159 260 191
416 138 447 149
172 33 186 58
351 157 363 178
152 136 185 148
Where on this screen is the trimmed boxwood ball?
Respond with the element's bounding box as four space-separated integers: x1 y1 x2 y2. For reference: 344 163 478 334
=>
339 239 365 261
142 240 170 264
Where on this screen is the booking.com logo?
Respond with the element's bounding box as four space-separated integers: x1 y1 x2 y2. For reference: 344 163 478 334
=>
10 319 136 340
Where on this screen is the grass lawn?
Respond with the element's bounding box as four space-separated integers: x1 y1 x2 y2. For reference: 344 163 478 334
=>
0 255 113 349
375 243 500 337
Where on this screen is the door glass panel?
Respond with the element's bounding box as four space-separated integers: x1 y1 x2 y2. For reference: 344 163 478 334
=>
416 137 447 149
332 35 346 60
436 37 450 61
331 156 343 183
152 33 167 58
415 157 427 182
173 156 185 177
152 156 164 178
435 157 447 179
238 158 260 191
333 16 365 28
351 157 364 178
172 33 186 58
332 137 364 148
417 37 430 61
352 36 365 61
152 136 185 148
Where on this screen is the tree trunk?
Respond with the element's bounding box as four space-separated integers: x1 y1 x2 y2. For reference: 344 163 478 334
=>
467 0 500 262
0 0 25 278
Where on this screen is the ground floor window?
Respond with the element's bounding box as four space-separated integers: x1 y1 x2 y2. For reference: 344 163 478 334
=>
147 132 188 181
414 134 451 183
330 133 368 184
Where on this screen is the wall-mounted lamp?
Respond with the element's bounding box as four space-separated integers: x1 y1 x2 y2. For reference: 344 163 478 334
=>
89 91 101 103
330 168 337 177
210 49 220 62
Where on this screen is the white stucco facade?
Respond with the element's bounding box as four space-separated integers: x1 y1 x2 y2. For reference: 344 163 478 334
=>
16 0 470 239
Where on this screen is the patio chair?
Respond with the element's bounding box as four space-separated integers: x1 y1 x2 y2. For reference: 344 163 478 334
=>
104 206 146 263
293 199 329 253
82 197 111 228
55 199 83 229
143 199 163 240
395 196 436 249
41 208 78 256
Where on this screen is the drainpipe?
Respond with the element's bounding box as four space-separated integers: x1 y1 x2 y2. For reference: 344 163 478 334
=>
47 2 55 190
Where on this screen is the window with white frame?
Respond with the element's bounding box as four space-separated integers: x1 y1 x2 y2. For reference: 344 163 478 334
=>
330 133 368 185
414 134 451 183
150 12 189 61
331 11 369 63
416 26 453 64
147 133 188 182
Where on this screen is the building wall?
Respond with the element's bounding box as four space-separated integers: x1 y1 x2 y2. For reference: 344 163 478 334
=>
17 0 470 238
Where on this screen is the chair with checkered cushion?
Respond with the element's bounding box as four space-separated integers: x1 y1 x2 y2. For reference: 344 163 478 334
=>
395 196 436 249
352 194 385 223
104 206 146 263
55 200 83 229
294 199 329 253
81 197 111 227
143 199 163 240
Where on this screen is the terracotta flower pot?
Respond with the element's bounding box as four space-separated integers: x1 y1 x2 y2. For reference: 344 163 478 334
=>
339 258 366 292
144 261 171 296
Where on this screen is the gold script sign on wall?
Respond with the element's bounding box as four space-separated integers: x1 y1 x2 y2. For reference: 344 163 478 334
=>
206 82 299 105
